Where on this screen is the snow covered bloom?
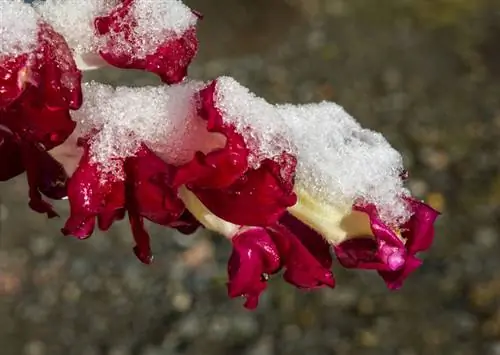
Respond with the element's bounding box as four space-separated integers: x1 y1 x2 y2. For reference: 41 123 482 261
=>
0 0 440 309
36 0 199 82
0 1 82 216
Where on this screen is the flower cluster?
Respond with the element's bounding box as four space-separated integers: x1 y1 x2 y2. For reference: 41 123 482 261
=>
0 0 440 309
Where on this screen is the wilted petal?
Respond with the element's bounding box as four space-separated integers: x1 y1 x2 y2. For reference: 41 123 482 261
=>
269 213 335 289
227 228 281 309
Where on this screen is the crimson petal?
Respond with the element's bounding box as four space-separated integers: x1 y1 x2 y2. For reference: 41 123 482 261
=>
270 213 335 289
227 228 281 310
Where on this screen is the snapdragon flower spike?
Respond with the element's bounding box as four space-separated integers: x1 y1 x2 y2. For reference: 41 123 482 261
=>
63 142 189 263
334 200 440 289
174 81 298 227
94 0 199 84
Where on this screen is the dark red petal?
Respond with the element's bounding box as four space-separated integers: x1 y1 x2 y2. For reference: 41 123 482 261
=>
125 145 185 226
227 228 281 310
193 155 297 226
20 145 61 218
35 149 68 200
0 131 24 181
95 1 198 84
6 89 77 150
168 210 201 235
173 81 249 189
269 214 335 289
128 210 153 265
0 54 29 109
63 145 125 239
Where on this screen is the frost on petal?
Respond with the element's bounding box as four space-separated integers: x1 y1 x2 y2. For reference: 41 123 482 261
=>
74 81 207 177
36 23 83 110
63 143 125 239
175 81 297 226
94 0 199 83
269 213 335 289
335 201 439 289
173 81 249 189
227 228 281 310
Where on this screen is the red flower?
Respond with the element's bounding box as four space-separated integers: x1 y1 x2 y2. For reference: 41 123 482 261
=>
0 22 82 216
334 199 440 289
174 81 297 227
227 214 334 310
94 0 200 84
63 143 192 264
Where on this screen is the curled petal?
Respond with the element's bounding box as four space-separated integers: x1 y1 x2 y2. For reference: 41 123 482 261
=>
227 228 281 309
95 0 199 84
402 198 440 254
270 213 335 289
335 200 439 289
63 144 125 239
174 81 249 188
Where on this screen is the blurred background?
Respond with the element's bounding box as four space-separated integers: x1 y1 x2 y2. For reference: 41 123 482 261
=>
2 0 500 354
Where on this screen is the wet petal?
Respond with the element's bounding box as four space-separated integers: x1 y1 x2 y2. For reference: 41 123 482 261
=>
227 228 281 310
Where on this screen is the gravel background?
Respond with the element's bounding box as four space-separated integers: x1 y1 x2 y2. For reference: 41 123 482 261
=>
2 1 500 354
